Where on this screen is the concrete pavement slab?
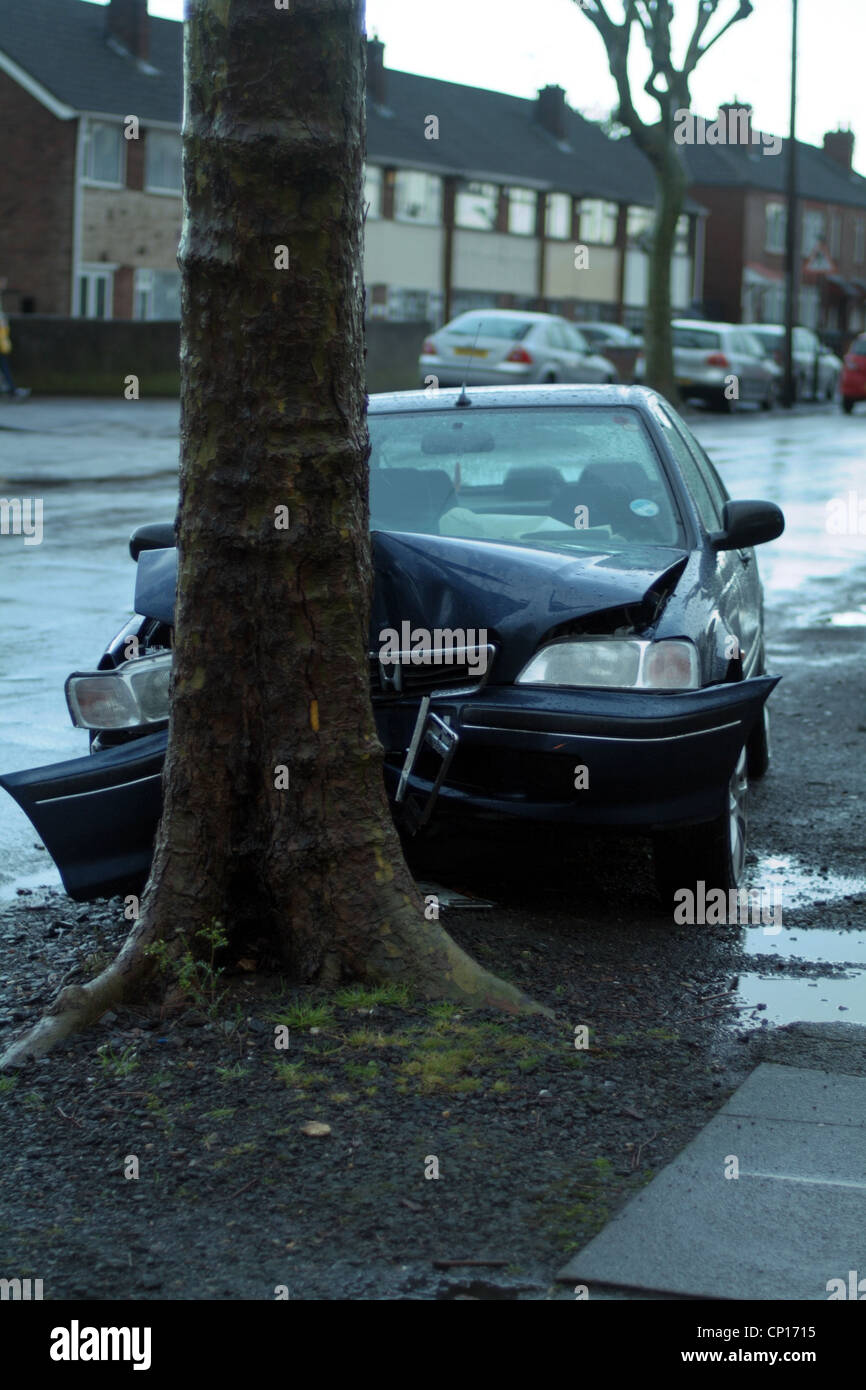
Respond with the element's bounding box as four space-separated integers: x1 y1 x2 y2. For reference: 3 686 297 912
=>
558 1064 866 1299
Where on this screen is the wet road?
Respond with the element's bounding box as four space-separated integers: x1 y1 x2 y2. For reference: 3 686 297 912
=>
0 396 864 1028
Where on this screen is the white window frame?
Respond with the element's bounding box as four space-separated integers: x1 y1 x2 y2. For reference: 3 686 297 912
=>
77 265 115 319
581 199 619 246
802 209 826 256
144 129 183 195
765 202 786 254
507 188 536 236
545 192 572 240
364 164 383 220
455 181 498 231
393 170 443 226
82 120 124 188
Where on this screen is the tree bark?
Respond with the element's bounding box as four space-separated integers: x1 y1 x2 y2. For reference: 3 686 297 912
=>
0 0 540 1068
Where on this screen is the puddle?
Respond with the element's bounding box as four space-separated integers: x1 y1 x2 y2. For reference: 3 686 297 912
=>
743 926 866 964
750 855 866 911
735 973 866 1028
827 609 866 627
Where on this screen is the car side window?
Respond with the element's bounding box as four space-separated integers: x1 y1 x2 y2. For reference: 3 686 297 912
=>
654 407 723 531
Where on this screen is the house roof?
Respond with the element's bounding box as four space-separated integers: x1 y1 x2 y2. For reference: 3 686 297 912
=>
367 69 667 206
6 2 860 218
0 0 679 209
0 0 183 123
681 132 866 212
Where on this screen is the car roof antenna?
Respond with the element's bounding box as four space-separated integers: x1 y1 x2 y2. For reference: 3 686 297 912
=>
455 382 472 407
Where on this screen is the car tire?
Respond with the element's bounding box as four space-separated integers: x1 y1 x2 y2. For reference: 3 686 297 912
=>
542 370 558 384
761 383 775 412
653 747 749 906
842 397 855 415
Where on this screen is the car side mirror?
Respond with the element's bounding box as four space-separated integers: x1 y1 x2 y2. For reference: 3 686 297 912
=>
712 499 785 551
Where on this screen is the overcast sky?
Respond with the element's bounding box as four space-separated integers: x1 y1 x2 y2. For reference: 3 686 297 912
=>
127 0 864 166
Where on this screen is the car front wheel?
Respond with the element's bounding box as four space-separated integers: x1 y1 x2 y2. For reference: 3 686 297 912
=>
842 397 855 415
652 747 749 907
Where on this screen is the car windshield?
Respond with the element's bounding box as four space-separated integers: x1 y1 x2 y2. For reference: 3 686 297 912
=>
369 407 685 551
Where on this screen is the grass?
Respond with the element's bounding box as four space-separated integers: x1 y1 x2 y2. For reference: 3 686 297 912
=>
96 1044 139 1079
0 1075 18 1096
271 1002 335 1031
335 983 411 1010
216 1062 250 1082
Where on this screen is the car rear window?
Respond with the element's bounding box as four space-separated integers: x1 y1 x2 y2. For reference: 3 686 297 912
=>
673 328 722 350
446 317 532 341
369 406 685 551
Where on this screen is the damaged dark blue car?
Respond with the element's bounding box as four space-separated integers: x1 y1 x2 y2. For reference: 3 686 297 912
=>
1 385 784 905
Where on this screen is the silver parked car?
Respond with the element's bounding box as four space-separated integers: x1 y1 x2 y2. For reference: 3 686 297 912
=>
746 324 842 402
637 320 781 411
419 310 618 388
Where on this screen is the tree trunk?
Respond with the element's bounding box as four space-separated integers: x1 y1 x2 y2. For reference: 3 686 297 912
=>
643 148 688 402
0 0 539 1069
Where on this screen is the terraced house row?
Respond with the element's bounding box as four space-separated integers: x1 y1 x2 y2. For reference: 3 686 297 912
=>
1 0 865 341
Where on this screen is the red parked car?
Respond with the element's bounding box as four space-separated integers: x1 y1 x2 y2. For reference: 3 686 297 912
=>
841 333 866 414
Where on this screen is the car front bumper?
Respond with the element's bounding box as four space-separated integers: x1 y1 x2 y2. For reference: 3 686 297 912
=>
1 676 777 901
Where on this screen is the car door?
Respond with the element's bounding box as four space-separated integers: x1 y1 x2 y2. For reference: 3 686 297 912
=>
655 406 759 673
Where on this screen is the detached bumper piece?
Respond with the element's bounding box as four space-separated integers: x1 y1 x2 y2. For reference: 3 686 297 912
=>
0 730 168 901
394 695 459 833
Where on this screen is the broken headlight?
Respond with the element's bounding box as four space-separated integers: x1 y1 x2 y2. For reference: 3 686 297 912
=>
65 652 173 730
515 638 699 690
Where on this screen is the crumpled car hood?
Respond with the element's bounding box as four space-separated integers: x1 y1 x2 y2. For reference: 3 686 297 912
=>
134 533 688 681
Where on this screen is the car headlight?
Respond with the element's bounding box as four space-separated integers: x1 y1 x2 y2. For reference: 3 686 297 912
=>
515 638 700 690
65 651 173 730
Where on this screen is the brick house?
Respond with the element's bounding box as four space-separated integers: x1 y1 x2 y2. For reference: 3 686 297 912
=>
681 106 866 341
0 0 706 329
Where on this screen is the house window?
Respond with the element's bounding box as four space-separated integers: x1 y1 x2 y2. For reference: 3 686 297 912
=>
829 213 841 259
134 268 182 320
455 181 498 231
364 165 383 219
626 205 654 249
385 288 443 323
508 188 536 236
545 193 571 240
393 171 442 225
580 199 618 245
854 218 865 264
77 267 114 319
674 214 690 255
83 121 123 185
802 209 826 255
145 131 182 193
765 203 786 254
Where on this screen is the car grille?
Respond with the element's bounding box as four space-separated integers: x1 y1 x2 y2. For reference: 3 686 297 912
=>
369 645 495 700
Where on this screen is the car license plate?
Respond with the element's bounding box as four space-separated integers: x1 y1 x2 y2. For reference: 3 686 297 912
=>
453 346 488 357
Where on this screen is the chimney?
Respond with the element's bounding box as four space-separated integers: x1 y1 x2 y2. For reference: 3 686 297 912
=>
105 0 149 61
823 129 855 172
367 37 386 106
718 102 753 150
536 85 567 141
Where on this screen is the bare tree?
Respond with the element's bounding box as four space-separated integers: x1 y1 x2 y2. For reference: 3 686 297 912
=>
1 0 537 1068
573 1 754 398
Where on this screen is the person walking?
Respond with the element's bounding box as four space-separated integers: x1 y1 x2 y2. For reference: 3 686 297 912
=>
0 278 29 398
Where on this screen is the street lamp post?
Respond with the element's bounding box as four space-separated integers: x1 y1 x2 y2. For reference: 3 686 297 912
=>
783 0 799 408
